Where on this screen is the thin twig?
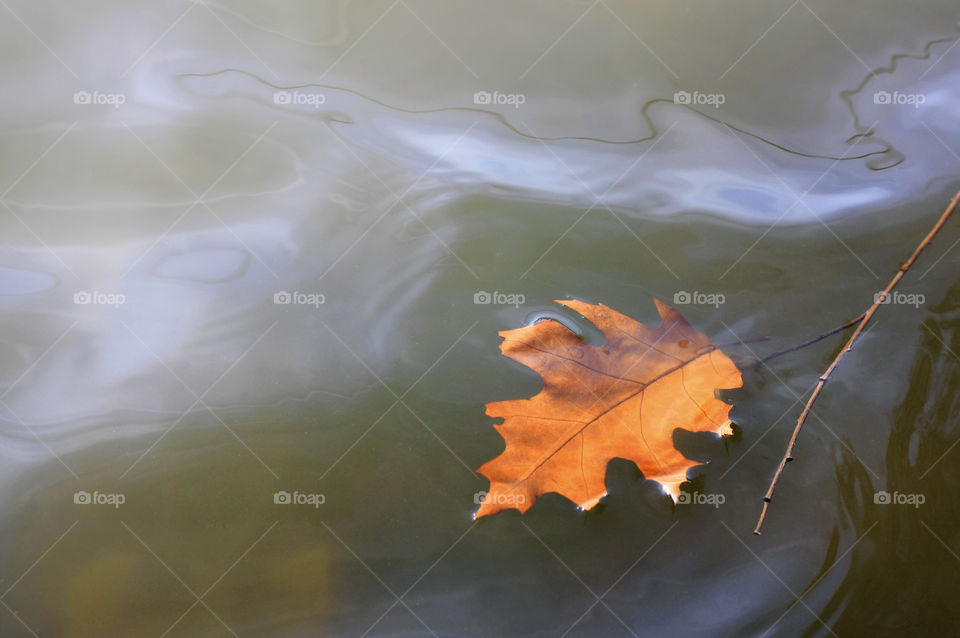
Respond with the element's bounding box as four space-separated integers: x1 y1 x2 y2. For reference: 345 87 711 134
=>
754 188 960 535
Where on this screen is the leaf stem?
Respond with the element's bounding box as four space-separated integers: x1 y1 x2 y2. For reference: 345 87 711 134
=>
755 314 865 367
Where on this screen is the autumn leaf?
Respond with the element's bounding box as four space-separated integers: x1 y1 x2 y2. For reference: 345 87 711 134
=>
475 297 742 518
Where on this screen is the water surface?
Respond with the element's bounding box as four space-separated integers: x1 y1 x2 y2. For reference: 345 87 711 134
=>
2 1 960 636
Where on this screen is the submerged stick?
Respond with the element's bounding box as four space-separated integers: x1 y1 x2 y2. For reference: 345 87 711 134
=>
754 188 960 535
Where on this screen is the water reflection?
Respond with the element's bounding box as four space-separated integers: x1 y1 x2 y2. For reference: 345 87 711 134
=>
822 282 960 637
2 0 960 636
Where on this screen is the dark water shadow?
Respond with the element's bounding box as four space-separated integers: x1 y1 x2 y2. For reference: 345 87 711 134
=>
803 276 960 637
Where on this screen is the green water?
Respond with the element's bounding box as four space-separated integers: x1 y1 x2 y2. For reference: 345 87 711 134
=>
1 1 960 636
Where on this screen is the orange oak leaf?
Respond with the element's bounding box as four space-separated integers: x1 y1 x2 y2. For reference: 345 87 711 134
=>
475 297 742 518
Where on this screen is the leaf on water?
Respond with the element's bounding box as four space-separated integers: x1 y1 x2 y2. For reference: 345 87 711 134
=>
475 297 742 518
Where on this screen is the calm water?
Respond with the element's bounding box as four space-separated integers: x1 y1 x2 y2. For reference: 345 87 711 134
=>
2 1 960 636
